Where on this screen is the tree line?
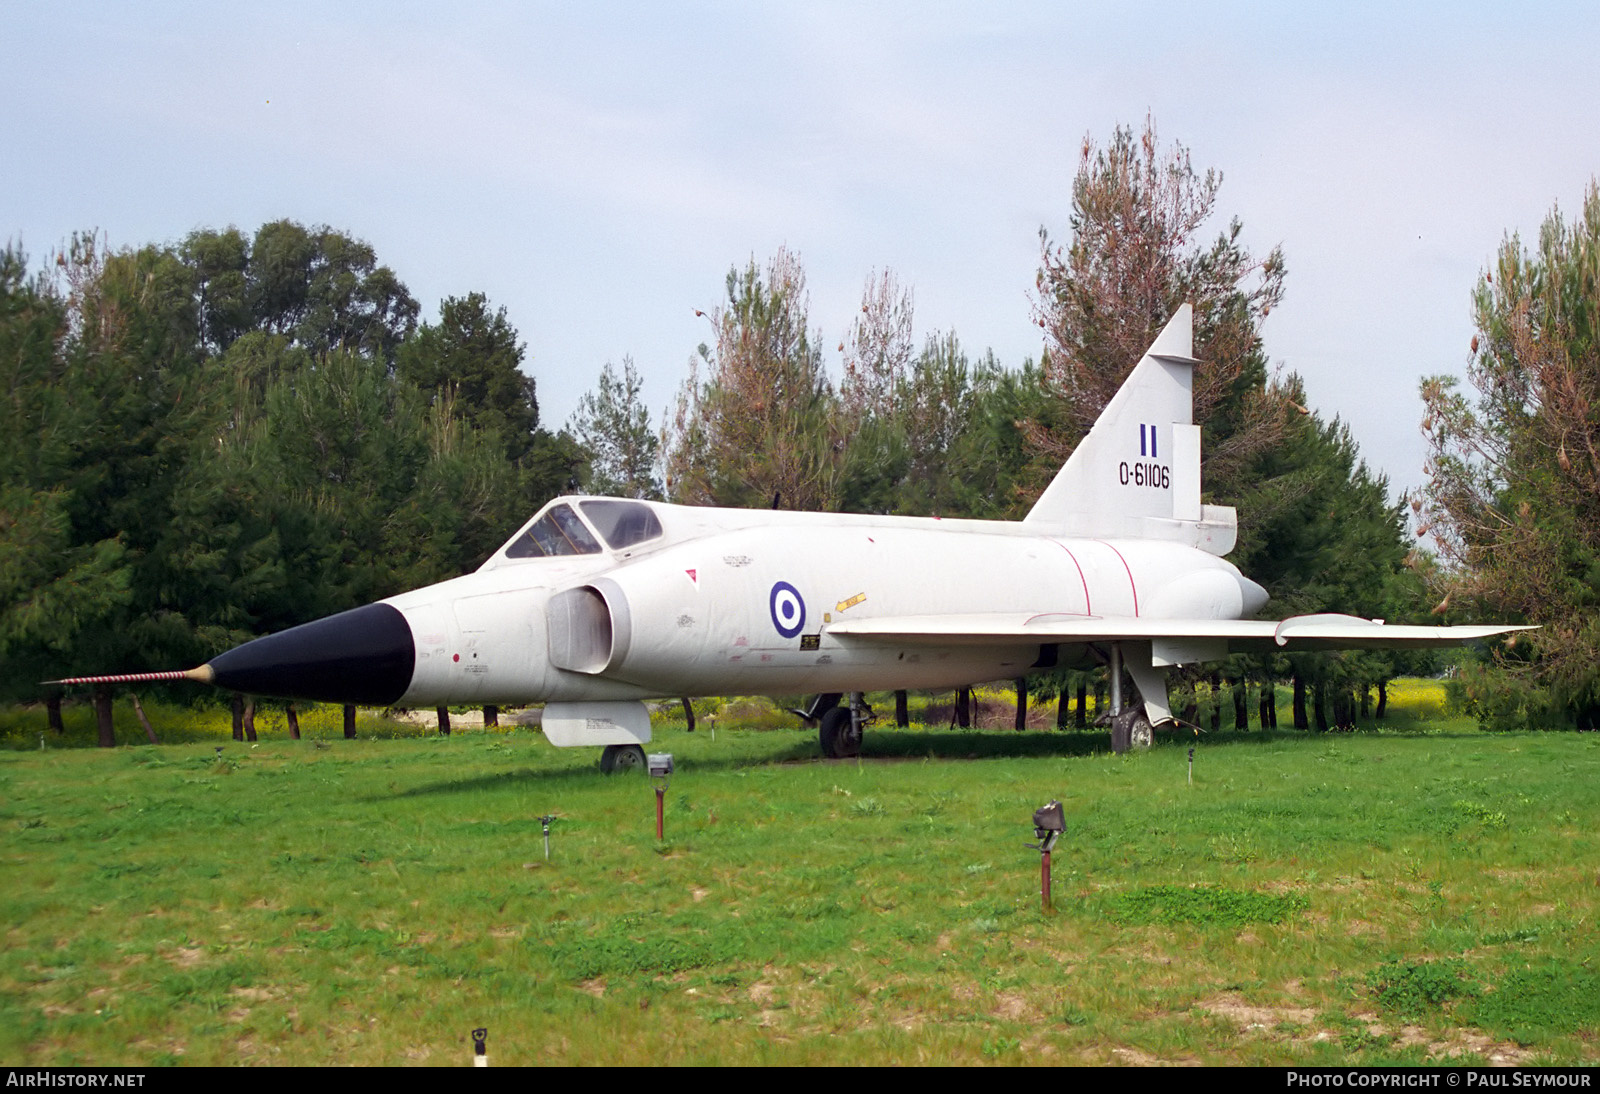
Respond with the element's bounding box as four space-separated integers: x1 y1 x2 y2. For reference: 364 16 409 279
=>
6 119 1589 729
1 221 579 703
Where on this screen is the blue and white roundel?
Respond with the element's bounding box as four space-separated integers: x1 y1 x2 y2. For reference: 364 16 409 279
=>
769 581 806 638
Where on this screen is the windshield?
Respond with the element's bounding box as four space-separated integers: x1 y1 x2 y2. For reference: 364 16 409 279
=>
504 504 605 558
579 499 663 549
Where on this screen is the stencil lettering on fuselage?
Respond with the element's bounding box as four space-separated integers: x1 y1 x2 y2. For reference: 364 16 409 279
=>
769 581 806 638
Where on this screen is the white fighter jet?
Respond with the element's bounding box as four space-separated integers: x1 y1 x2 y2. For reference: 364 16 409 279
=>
56 306 1526 768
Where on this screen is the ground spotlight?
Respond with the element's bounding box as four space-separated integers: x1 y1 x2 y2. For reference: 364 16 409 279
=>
1029 800 1065 912
649 753 674 839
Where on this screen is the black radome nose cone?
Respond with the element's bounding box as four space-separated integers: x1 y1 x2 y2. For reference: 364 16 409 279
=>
208 603 415 705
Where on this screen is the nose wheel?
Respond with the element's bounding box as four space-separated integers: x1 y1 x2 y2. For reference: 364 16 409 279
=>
600 744 646 774
819 693 869 758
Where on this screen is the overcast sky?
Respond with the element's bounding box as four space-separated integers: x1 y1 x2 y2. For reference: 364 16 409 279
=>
9 1 1598 503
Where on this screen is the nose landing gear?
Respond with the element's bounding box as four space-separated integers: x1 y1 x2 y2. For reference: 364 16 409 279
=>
819 692 870 758
599 743 646 774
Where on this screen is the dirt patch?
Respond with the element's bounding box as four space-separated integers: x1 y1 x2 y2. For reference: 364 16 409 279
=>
1200 993 1317 1030
167 946 206 968
691 887 710 902
227 986 279 1002
991 991 1030 1020
577 978 606 997
1351 1011 1529 1065
1456 1030 1529 1067
1110 1045 1199 1066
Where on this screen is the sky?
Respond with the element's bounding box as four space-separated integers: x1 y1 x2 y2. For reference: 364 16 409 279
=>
8 1 1598 503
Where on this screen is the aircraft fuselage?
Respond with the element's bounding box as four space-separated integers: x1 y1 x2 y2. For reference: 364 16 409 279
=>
383 502 1264 707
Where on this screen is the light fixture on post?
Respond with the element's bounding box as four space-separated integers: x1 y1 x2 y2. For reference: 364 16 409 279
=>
649 753 674 840
1029 800 1065 913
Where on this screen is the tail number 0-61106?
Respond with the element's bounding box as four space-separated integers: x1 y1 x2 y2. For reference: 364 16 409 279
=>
1119 460 1170 489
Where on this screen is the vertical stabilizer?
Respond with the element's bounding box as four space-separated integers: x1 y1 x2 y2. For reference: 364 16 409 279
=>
1025 305 1233 553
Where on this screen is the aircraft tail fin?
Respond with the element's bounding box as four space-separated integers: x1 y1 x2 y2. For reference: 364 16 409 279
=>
1024 304 1236 554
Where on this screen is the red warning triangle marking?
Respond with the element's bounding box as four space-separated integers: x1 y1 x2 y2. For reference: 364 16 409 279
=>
685 568 698 588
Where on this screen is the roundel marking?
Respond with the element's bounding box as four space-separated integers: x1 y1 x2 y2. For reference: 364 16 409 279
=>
769 581 806 638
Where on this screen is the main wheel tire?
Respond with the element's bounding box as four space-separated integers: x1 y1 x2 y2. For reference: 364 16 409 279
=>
1110 709 1154 753
819 706 861 759
1110 715 1132 754
1129 713 1154 750
600 744 646 774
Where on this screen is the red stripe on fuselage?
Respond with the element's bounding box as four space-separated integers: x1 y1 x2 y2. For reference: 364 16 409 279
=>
1050 540 1093 616
1098 541 1140 617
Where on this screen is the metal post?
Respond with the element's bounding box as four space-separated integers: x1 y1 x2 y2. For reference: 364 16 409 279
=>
1041 848 1053 913
1110 643 1123 715
1188 746 1195 786
472 1027 488 1067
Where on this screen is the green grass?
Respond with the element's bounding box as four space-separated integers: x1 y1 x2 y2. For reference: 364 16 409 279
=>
2 687 1598 1065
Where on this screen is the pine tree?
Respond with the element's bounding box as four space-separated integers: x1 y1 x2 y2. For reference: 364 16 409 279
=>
569 357 662 499
665 249 837 510
1418 180 1600 727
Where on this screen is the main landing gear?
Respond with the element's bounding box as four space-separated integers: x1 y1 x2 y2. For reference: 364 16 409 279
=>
1101 641 1165 753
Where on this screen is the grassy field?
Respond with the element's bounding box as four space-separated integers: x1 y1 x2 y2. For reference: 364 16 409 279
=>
3 685 1598 1066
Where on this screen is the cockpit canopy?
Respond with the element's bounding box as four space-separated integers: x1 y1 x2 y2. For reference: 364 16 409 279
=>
501 498 664 559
